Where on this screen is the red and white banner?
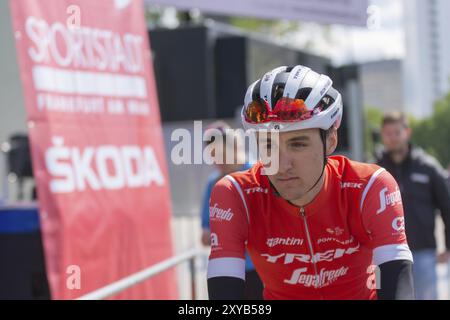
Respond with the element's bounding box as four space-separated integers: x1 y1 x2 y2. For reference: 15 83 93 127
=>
146 0 369 26
9 0 177 299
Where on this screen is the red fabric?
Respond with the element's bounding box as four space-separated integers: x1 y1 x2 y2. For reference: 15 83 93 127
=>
10 0 177 299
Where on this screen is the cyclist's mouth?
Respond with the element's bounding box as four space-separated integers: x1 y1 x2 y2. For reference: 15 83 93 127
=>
277 177 299 183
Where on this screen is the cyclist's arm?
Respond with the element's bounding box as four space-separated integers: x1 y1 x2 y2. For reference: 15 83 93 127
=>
361 169 415 300
377 259 414 300
207 176 248 300
201 175 218 231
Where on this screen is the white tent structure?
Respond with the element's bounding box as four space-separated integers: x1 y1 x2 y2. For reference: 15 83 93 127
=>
145 0 368 26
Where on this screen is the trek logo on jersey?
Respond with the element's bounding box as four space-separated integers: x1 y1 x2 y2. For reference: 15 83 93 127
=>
266 237 304 248
284 266 349 287
209 203 234 222
392 217 405 233
245 187 268 195
377 187 402 214
340 182 363 189
261 244 359 264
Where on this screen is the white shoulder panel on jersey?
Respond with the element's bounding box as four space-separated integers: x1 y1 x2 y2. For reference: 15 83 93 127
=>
225 175 250 223
360 168 386 211
207 257 246 280
373 244 413 265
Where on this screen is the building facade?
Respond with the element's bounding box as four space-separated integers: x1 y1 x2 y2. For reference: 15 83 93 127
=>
403 0 450 118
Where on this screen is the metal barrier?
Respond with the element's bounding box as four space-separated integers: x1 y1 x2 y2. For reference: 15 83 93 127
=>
77 248 205 300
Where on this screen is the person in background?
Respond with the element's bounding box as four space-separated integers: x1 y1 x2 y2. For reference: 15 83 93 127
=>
376 111 450 300
200 120 263 300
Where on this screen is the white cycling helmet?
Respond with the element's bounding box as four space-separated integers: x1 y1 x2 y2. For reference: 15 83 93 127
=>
241 65 343 132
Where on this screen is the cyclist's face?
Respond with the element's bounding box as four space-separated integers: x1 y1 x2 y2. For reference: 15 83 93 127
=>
263 128 337 202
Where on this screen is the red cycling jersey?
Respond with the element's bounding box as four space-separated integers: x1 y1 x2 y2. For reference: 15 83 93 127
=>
207 155 413 300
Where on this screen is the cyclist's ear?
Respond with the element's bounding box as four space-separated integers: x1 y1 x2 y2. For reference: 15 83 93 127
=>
325 128 338 156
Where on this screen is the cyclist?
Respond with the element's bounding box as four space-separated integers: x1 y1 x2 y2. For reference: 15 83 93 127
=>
207 65 415 300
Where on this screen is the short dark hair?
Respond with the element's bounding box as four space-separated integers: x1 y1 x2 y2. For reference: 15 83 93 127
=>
382 111 409 128
325 126 335 137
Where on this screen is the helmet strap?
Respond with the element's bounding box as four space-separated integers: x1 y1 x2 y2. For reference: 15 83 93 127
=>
304 129 328 194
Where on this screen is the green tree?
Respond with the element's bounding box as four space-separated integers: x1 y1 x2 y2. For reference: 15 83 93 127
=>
411 92 450 167
145 6 334 52
364 106 384 161
229 17 300 37
228 17 334 51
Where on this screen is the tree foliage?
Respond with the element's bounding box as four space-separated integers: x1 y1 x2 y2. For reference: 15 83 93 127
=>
411 92 450 167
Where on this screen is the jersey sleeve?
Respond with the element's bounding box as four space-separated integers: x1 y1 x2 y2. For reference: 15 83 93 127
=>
360 169 413 266
207 176 249 280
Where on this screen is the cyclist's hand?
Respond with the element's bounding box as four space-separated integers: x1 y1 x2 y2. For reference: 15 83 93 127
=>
201 230 211 246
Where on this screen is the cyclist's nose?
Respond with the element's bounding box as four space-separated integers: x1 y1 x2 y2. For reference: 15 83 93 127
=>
278 150 294 174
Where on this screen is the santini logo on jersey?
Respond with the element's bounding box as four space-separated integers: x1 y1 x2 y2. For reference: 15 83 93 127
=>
377 187 402 214
209 203 234 222
266 237 304 248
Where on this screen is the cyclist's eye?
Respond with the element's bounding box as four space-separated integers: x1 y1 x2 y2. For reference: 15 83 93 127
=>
291 143 307 149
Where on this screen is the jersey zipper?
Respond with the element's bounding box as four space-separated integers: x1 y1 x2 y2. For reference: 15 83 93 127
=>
300 207 321 291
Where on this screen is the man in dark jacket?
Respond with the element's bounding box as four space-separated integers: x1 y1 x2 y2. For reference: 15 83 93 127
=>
376 111 450 300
